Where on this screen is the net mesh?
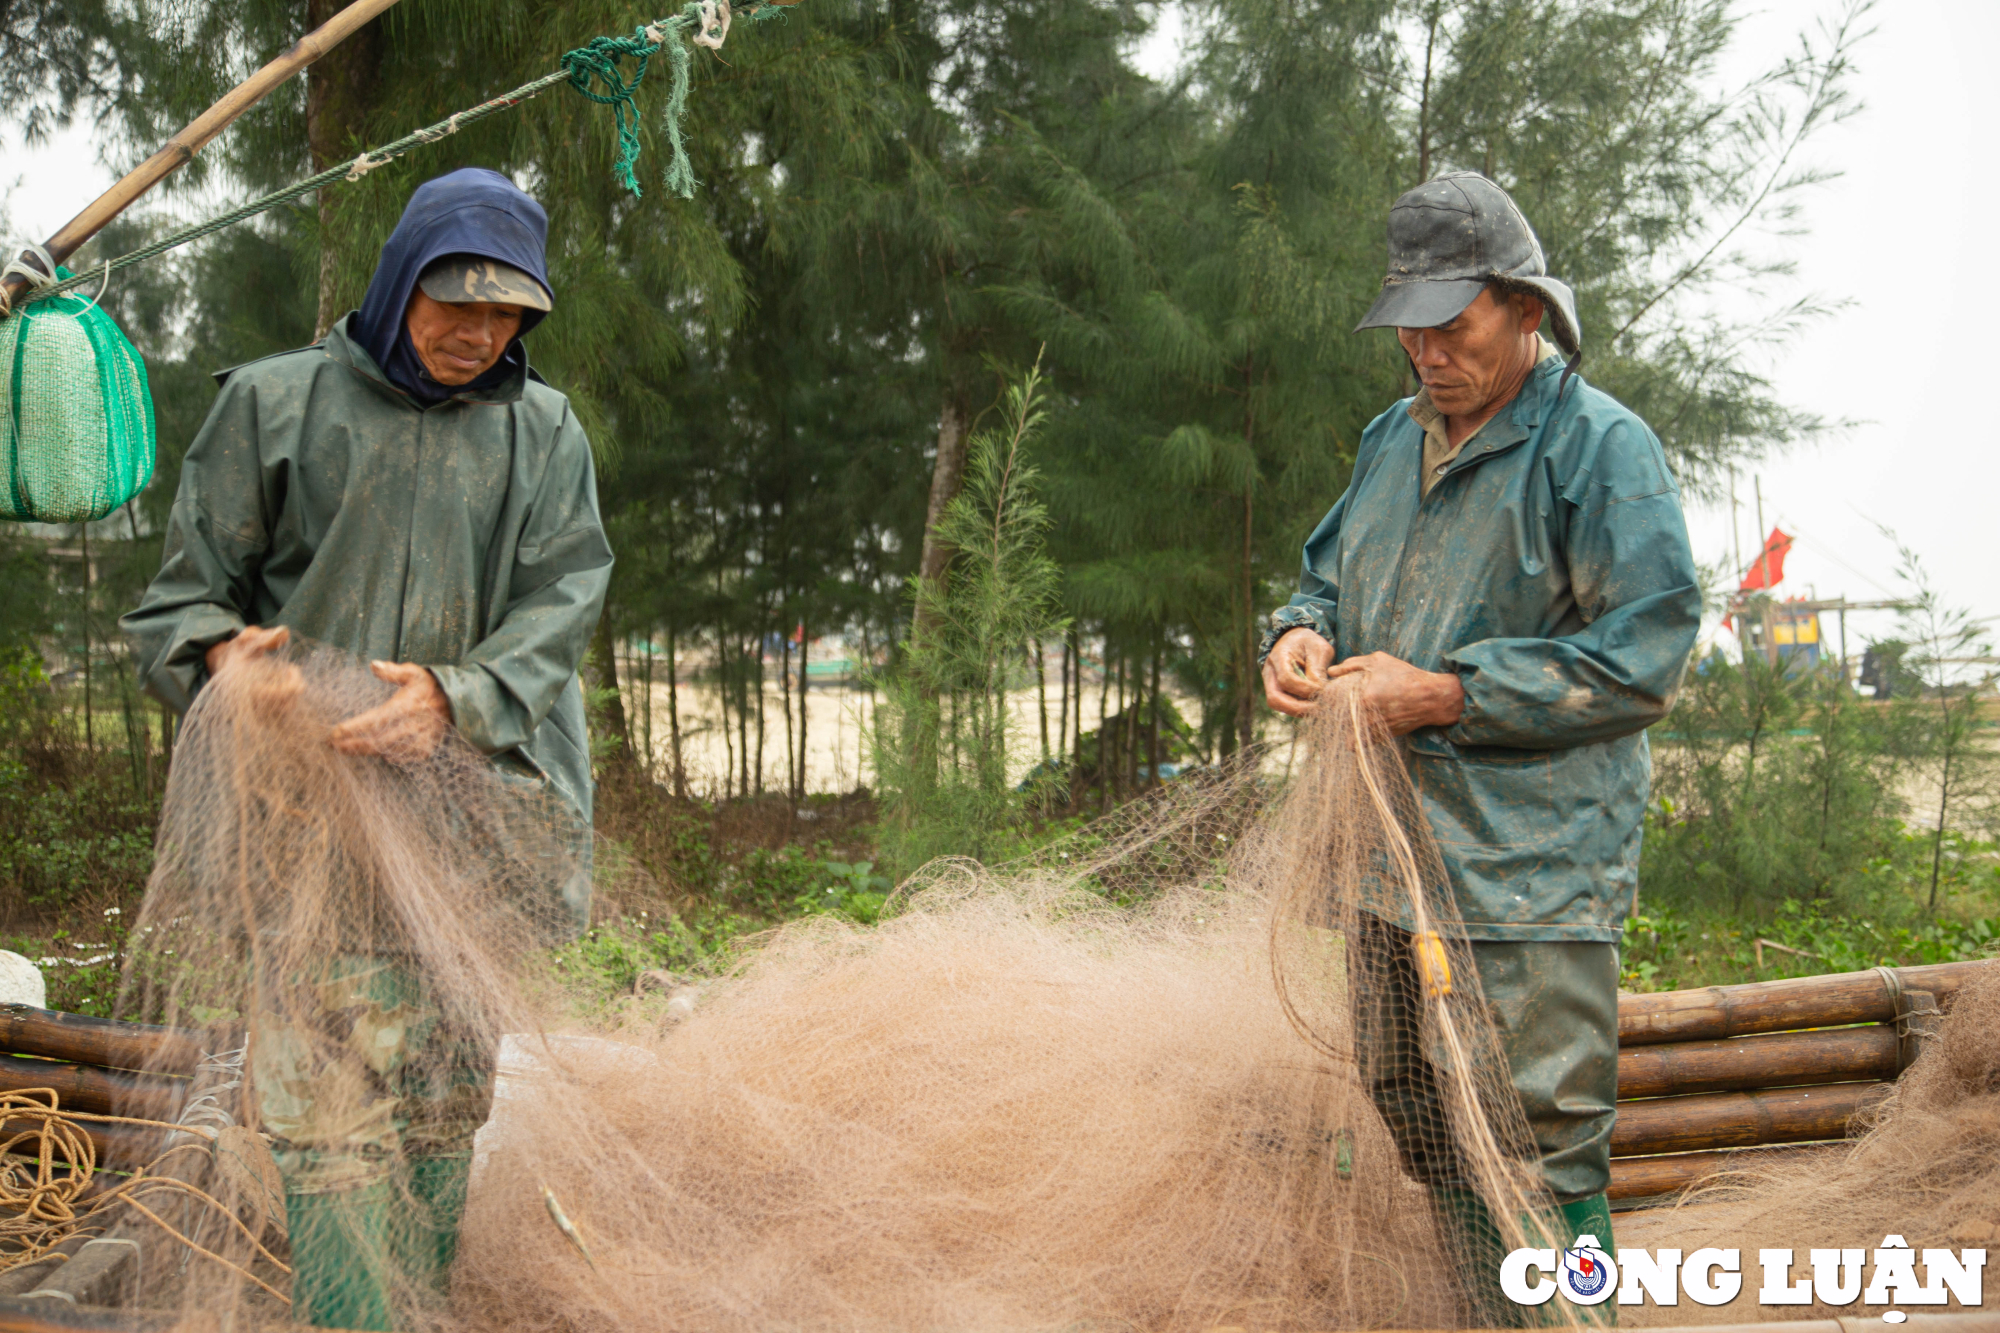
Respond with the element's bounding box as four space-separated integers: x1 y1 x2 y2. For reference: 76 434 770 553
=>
103 649 1765 1328
0 271 155 523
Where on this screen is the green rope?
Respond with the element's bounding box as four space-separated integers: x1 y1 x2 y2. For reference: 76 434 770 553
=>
22 1 793 307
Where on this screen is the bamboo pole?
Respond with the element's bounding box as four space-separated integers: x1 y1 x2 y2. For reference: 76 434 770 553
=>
0 1005 209 1076
1616 959 1992 1047
1616 1023 1899 1100
0 1053 186 1121
1607 1141 1845 1201
1 0 402 311
1609 1080 1892 1158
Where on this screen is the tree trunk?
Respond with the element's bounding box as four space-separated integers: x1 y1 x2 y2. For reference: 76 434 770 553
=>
796 622 809 798
1236 483 1256 754
585 613 629 764
666 621 686 798
754 631 767 796
306 0 383 339
640 635 654 780
1057 635 1071 762
78 523 92 749
1033 637 1050 760
718 633 734 799
1147 640 1162 788
781 631 795 801
913 390 970 645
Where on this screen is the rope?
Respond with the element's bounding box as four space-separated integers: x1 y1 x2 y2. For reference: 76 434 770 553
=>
0 1087 292 1303
18 0 793 307
0 242 58 316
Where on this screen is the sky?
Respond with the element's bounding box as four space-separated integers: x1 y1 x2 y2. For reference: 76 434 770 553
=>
5 0 1995 655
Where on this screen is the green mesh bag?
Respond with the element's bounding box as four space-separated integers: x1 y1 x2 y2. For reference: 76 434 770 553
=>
0 269 156 523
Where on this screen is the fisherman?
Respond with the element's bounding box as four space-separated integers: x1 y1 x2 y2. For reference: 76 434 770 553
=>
1259 173 1699 1322
122 167 612 1329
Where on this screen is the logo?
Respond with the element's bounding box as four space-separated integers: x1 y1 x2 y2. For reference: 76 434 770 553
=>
1558 1234 1617 1305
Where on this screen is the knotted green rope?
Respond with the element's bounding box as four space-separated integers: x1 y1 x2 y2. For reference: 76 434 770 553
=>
19 1 792 307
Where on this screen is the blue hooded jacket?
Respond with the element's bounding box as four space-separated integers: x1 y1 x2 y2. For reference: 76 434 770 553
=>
1261 357 1700 943
351 167 553 404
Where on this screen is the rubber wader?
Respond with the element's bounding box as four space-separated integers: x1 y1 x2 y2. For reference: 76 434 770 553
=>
398 1152 475 1296
287 1178 398 1331
1434 1188 1618 1327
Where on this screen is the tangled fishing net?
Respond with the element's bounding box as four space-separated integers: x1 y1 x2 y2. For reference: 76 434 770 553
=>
104 643 1994 1330
102 645 1563 1330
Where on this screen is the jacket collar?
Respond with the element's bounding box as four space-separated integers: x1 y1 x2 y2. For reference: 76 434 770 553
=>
1428 354 1570 480
322 314 531 409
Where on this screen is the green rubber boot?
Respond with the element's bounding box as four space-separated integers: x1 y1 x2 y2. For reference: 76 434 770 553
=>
286 1177 398 1331
396 1152 474 1304
1433 1187 1540 1328
1433 1189 1620 1328
1553 1192 1618 1326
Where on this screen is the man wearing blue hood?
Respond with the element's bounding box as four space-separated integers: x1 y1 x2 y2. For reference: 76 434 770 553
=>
123 169 613 1328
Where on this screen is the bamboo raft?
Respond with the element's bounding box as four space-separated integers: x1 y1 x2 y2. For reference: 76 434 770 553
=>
0 958 1993 1322
1607 959 1984 1203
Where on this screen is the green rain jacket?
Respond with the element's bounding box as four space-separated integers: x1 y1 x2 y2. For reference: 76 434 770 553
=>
122 316 613 918
1262 357 1699 942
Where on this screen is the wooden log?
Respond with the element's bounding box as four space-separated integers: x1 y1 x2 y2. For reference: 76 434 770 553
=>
1610 1080 1892 1157
1616 959 1992 1047
0 0 402 311
1615 1023 1899 1100
0 1056 185 1122
0 1296 180 1331
1607 1141 1846 1201
0 1117 173 1172
19 1233 141 1309
0 1007 209 1078
0 1240 91 1299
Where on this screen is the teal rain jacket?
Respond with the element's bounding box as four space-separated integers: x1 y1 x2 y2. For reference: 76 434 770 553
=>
121 317 613 926
1262 357 1699 941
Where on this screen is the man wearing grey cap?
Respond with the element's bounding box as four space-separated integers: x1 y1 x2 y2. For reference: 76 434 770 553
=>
1259 173 1699 1318
123 167 610 1329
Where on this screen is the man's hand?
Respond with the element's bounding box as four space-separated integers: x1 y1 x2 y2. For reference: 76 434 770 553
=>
1262 629 1336 717
329 661 455 763
1325 651 1465 736
204 625 303 712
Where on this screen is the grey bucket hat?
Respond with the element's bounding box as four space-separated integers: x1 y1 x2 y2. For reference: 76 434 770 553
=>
1355 172 1580 358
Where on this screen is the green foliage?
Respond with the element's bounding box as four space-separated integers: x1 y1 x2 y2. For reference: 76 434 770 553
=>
875 358 1069 873
1644 651 1917 914
1622 880 2000 994
546 906 764 1006
1884 539 2000 908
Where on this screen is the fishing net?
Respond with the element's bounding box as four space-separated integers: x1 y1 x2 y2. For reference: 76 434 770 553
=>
108 649 1578 1329
0 267 155 523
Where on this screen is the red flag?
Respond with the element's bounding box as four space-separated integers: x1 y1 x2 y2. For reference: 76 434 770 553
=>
1740 527 1793 591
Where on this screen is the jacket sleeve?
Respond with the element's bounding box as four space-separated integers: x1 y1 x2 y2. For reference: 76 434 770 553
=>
428 409 613 756
1443 415 1700 749
118 378 271 713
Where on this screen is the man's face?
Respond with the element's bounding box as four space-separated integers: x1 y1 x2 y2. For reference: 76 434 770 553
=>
404 289 525 387
1396 287 1543 417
